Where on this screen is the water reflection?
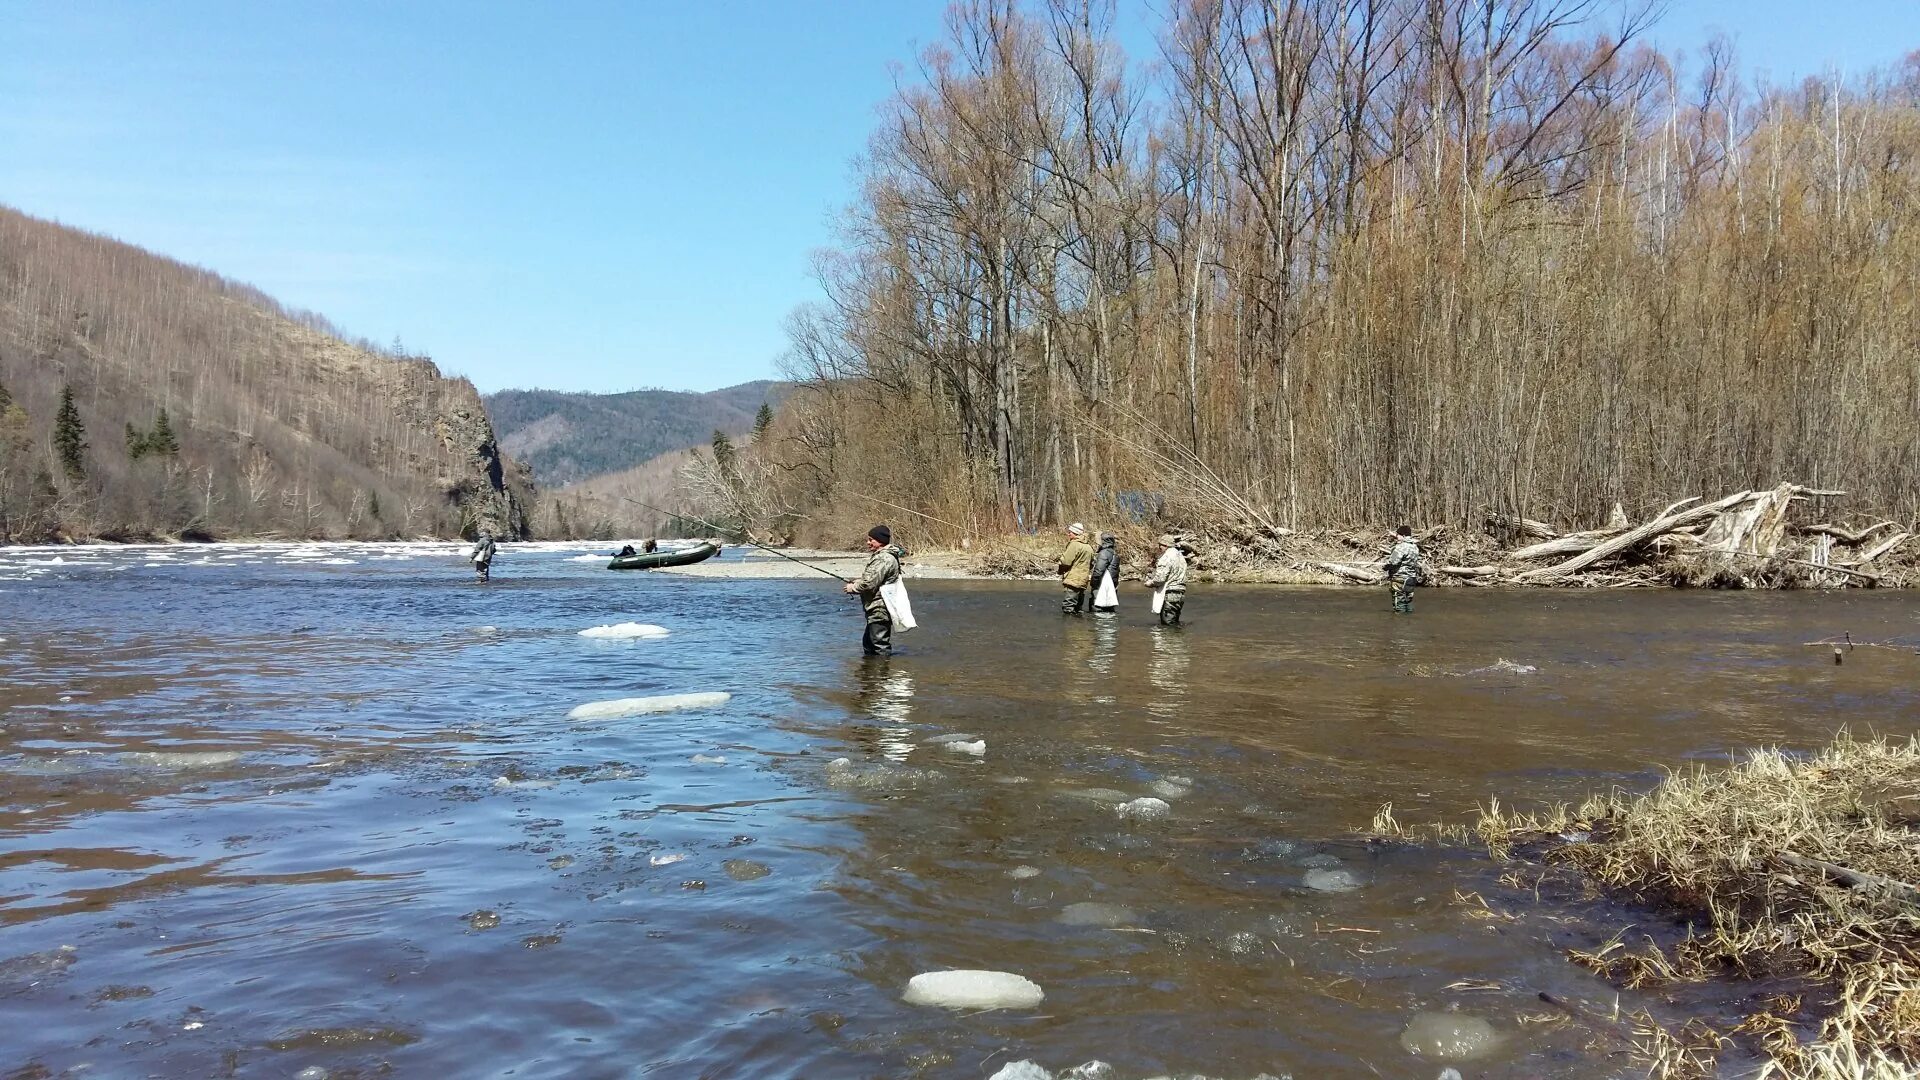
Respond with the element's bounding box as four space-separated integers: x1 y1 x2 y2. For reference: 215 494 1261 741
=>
854 657 916 761
1146 624 1191 721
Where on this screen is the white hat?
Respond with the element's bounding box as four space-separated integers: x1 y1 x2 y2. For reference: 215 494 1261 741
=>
1069 522 1085 536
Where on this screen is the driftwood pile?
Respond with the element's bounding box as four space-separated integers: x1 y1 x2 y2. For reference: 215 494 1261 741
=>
1314 483 1913 589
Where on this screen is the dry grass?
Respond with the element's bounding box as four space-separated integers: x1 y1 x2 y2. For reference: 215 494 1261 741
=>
1392 734 1920 1078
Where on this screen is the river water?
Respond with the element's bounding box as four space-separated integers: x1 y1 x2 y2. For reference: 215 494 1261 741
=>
2 542 1915 1079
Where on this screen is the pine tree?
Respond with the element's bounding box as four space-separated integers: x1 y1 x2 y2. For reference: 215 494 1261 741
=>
367 490 382 521
126 422 149 460
53 386 87 481
751 403 774 444
711 430 737 476
148 409 179 456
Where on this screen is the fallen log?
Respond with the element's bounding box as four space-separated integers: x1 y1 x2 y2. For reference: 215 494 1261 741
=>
1508 529 1622 562
1439 564 1501 578
1715 548 1882 584
1777 851 1920 908
1799 521 1898 545
1854 532 1910 566
1519 493 1752 581
1316 561 1384 584
1487 512 1557 540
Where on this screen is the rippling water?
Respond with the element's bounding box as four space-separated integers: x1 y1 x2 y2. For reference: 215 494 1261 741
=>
2 542 1916 1078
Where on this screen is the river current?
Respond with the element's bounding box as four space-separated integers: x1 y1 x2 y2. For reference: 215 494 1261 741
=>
2 541 1915 1078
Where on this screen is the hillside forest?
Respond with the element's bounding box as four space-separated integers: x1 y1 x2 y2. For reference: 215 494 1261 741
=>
709 0 1920 552
0 206 532 543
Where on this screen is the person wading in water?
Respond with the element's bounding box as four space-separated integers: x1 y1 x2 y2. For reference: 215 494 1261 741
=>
1148 534 1190 626
1089 532 1120 613
470 531 497 584
844 525 902 656
1057 523 1093 615
1381 525 1424 613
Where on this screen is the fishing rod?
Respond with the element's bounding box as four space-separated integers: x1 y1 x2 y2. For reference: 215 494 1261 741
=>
612 496 853 582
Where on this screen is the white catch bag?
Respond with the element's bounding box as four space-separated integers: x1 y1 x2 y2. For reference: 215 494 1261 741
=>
1150 585 1166 614
1093 574 1119 609
880 579 917 631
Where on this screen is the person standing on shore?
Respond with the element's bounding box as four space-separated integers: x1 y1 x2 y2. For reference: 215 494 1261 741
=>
844 524 902 655
470 531 496 583
1382 525 1422 613
1057 523 1093 615
1089 532 1120 613
1149 534 1189 626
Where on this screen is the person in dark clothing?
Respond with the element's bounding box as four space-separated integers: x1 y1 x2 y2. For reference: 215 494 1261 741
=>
1089 533 1119 612
471 532 497 583
617 544 637 557
643 538 659 553
843 525 902 656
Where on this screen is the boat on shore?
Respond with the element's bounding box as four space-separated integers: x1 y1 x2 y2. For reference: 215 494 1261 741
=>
607 542 721 571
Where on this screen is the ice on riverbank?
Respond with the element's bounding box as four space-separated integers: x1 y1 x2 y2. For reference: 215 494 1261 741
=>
902 969 1043 1010
566 692 730 720
578 622 670 640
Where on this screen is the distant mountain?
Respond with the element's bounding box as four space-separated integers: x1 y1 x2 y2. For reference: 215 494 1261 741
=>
485 380 787 487
0 205 532 542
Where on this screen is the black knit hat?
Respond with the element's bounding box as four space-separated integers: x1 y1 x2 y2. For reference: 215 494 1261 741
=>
868 524 892 544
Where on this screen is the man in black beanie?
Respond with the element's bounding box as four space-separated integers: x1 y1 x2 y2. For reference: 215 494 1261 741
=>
843 524 902 655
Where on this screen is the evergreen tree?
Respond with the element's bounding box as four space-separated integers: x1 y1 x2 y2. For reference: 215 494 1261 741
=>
148 409 179 456
710 430 737 476
126 422 149 460
0 380 11 411
751 403 774 444
53 386 87 481
367 490 382 522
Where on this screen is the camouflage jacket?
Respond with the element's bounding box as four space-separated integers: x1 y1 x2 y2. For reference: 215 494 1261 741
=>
857 548 902 620
1383 539 1422 582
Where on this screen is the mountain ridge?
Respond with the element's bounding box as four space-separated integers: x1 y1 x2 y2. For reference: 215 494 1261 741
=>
485 380 787 488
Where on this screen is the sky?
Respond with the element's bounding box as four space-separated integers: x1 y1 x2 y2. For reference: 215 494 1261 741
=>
1 1 1916 396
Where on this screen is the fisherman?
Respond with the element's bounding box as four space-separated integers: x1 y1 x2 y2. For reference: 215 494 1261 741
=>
1089 532 1120 613
617 544 637 557
1381 524 1423 613
1057 522 1093 614
470 531 497 583
1148 534 1189 626
843 524 902 656
643 538 659 553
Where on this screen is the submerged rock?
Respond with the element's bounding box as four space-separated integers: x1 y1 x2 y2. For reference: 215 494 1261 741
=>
1061 786 1131 804
1296 852 1342 869
1303 868 1363 893
924 732 981 745
989 1063 1053 1080
1400 1011 1502 1061
723 859 771 881
462 910 500 931
823 757 941 791
0 945 77 990
1057 901 1138 927
902 970 1044 1011
567 692 731 720
1007 865 1042 880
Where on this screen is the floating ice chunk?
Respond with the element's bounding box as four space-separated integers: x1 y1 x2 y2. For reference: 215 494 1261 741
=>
989 1063 1053 1080
118 751 242 770
567 554 607 562
1062 787 1131 804
1061 1064 1114 1080
901 970 1044 1011
578 622 670 640
1148 778 1192 799
1438 1070 1464 1080
1116 797 1171 821
1057 901 1138 927
1303 868 1363 893
567 692 730 720
944 739 986 757
924 732 980 745
1007 865 1042 880
318 558 356 565
1462 658 1538 676
649 853 688 867
492 777 554 790
690 754 728 765
1400 1011 1502 1061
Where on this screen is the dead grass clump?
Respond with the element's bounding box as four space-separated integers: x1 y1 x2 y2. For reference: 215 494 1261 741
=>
967 533 1061 577
1473 733 1920 1077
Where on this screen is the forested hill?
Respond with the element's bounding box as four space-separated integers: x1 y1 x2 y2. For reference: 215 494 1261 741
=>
485 380 786 486
0 205 533 542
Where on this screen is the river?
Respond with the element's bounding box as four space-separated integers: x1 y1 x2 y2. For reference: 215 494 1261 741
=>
2 542 1914 1078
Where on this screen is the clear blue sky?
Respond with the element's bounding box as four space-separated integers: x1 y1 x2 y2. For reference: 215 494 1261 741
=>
1 2 1915 395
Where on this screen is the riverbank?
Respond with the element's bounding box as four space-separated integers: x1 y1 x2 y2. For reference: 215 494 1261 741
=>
1375 732 1920 1078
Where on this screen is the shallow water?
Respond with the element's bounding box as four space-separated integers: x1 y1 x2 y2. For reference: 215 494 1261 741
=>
2 542 1917 1077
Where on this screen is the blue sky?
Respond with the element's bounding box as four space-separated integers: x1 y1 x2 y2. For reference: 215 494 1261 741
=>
2 2 1915 395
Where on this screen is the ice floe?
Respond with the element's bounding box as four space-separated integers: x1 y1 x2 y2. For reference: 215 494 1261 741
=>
566 692 730 720
901 969 1043 1010
943 739 986 757
1116 797 1171 821
578 622 670 640
117 751 242 770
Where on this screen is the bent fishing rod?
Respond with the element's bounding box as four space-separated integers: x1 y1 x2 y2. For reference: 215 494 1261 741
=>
612 496 853 582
